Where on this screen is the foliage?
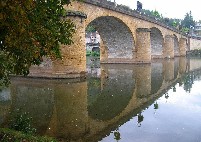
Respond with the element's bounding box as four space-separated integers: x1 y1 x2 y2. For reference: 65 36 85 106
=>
86 51 100 56
140 9 198 35
86 25 96 33
0 128 57 142
9 111 36 134
181 27 190 34
181 11 195 29
152 10 162 20
0 0 76 86
141 9 163 20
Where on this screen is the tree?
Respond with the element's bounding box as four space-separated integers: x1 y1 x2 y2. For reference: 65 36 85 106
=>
141 9 163 20
181 11 195 33
152 10 162 19
0 0 76 87
86 25 96 33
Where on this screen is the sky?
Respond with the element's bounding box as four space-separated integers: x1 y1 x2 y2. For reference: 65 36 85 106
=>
114 0 201 21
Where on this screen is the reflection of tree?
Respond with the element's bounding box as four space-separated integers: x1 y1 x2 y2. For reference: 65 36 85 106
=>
137 113 144 127
180 74 194 93
9 109 36 134
179 70 201 93
154 102 159 109
114 128 121 141
183 74 193 93
173 86 176 92
165 93 169 100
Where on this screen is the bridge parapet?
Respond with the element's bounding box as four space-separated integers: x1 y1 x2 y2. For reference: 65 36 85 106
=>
83 0 184 36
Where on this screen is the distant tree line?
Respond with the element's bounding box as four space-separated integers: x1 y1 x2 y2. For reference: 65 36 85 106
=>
139 9 196 35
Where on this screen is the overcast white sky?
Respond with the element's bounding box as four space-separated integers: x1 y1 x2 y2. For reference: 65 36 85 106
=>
114 0 201 21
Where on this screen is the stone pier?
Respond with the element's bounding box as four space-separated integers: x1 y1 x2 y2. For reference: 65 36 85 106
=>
179 38 187 56
163 35 174 58
136 28 151 63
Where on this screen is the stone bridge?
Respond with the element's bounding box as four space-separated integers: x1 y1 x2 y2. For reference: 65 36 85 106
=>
29 0 201 78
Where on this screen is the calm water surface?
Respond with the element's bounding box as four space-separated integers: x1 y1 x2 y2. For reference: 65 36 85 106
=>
0 57 201 142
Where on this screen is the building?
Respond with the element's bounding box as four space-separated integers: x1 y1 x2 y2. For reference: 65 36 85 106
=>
85 31 100 52
194 22 201 37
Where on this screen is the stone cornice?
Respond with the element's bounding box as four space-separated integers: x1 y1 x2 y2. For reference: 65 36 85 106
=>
66 10 87 19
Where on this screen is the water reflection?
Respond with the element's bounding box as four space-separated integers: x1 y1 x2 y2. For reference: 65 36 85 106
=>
0 57 201 142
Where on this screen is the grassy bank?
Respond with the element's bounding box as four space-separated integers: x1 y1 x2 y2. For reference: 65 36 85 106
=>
0 128 57 142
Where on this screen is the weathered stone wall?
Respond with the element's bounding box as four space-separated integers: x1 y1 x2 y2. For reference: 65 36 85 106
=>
190 37 201 50
29 15 87 78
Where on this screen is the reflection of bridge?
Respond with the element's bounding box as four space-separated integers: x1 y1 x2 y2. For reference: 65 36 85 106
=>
29 0 201 78
1 57 201 141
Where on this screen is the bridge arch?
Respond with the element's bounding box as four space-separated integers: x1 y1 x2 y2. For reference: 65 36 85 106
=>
86 16 135 62
150 27 164 58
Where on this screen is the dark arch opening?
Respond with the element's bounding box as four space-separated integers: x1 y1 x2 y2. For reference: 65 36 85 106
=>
150 27 164 58
86 16 135 60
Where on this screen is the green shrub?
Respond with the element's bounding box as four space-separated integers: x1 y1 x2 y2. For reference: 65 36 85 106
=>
86 50 100 56
9 111 36 135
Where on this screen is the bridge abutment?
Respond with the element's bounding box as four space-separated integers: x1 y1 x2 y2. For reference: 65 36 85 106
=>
51 14 87 78
29 12 87 78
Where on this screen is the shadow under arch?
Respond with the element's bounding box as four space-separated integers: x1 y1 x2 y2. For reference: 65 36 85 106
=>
150 27 164 58
86 16 135 60
173 34 179 56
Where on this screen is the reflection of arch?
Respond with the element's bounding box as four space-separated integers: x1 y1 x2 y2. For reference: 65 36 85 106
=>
88 68 135 121
87 16 135 60
150 27 164 58
173 34 179 56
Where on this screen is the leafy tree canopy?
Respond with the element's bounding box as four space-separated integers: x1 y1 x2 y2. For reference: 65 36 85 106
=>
86 25 96 33
181 11 195 29
0 0 76 87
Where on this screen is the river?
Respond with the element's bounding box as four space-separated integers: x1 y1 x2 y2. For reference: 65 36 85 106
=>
0 57 201 142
